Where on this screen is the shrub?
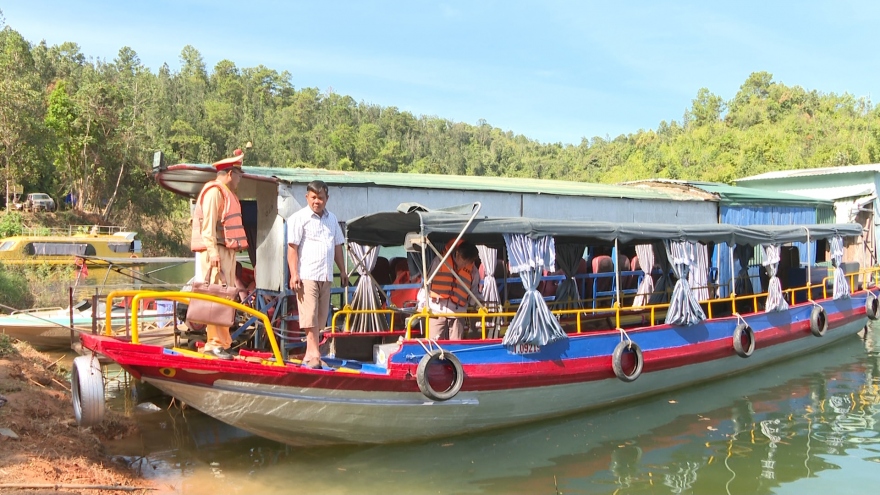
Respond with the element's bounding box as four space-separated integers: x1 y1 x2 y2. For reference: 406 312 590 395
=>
0 333 17 357
0 264 33 311
0 211 25 238
23 263 74 308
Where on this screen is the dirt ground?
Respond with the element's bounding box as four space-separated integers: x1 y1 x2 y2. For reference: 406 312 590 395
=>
0 336 157 494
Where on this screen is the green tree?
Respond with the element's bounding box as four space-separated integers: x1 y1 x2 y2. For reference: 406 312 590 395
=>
0 26 46 207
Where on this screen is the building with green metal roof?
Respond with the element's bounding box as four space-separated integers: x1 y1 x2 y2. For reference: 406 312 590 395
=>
737 164 879 270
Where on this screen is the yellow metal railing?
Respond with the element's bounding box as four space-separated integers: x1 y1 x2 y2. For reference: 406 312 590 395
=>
102 290 285 366
329 305 412 334
334 265 879 340
99 267 879 354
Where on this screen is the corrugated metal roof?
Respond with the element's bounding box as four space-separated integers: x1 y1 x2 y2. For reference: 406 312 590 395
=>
239 166 711 203
772 184 876 201
686 180 834 207
738 163 880 181
623 179 833 207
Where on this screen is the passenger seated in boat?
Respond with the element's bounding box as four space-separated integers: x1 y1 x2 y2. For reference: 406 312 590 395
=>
425 240 481 340
371 256 393 286
390 269 421 310
389 257 410 282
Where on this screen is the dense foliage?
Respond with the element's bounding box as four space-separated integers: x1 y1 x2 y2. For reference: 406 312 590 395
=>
2 13 879 232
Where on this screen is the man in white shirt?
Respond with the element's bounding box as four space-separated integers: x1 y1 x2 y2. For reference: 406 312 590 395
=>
286 180 349 368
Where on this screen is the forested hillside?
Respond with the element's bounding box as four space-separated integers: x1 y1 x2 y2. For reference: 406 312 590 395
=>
2 18 879 232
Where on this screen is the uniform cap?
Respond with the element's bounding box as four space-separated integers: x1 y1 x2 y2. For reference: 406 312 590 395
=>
213 149 244 171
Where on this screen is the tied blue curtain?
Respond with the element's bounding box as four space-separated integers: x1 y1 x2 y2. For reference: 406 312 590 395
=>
763 244 789 312
831 235 850 300
689 243 710 301
502 234 567 348
664 240 707 326
477 245 503 338
633 244 655 307
348 242 389 332
554 243 587 310
477 245 500 309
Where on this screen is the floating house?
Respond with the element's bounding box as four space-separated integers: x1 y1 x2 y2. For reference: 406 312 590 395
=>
624 179 836 296
154 158 718 293
737 164 878 272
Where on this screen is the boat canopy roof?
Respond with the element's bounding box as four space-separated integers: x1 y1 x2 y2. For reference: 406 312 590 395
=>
346 203 863 248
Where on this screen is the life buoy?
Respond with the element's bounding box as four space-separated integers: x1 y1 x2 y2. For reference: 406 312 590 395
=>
810 306 827 337
416 350 464 401
866 292 880 321
612 341 643 382
129 254 138 258
71 355 105 427
732 322 755 358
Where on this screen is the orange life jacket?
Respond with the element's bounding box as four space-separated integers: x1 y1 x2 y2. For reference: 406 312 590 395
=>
430 255 474 308
190 180 249 252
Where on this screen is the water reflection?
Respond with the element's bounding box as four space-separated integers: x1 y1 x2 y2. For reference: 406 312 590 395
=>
106 327 880 495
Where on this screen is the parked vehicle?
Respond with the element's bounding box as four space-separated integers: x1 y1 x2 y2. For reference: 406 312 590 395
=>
24 193 56 212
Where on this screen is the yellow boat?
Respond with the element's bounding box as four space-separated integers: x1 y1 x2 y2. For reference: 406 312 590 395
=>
0 225 141 265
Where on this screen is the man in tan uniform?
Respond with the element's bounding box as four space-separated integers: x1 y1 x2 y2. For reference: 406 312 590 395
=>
191 149 248 359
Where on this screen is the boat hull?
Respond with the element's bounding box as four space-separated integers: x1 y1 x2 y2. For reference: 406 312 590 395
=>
82 291 875 446
0 309 91 349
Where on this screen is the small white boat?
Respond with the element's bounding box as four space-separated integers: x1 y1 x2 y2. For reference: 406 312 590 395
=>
0 300 178 350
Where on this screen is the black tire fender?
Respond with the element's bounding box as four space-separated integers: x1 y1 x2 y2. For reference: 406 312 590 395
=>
416 350 464 401
71 355 105 427
612 341 643 383
732 322 755 358
866 291 880 321
810 305 827 337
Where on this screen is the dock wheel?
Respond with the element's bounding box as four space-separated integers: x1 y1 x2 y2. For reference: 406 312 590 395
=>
71 355 105 427
612 341 643 382
416 351 464 401
810 306 827 337
732 322 755 358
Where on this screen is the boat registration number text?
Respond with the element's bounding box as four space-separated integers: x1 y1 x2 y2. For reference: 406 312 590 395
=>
512 343 541 355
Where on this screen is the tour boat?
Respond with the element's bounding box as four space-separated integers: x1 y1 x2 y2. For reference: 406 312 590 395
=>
0 225 141 265
71 204 878 446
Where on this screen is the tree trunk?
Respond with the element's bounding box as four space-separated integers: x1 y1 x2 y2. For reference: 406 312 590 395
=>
101 159 125 222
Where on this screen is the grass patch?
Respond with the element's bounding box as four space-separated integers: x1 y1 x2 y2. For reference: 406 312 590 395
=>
0 333 17 357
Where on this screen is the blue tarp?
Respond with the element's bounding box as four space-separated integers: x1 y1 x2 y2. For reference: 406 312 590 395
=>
715 206 817 297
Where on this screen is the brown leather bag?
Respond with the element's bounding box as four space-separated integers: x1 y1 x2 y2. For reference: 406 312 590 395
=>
186 268 239 327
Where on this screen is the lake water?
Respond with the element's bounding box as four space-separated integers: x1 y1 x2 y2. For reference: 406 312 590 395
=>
96 322 880 495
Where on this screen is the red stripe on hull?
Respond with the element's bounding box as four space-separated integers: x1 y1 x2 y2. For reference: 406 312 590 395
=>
81 303 864 395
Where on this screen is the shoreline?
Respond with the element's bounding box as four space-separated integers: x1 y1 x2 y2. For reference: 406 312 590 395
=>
0 335 158 493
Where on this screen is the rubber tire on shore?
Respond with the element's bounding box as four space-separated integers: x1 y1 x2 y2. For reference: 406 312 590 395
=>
416 350 464 401
612 341 643 383
810 305 828 337
71 355 105 427
732 322 755 358
866 291 880 321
